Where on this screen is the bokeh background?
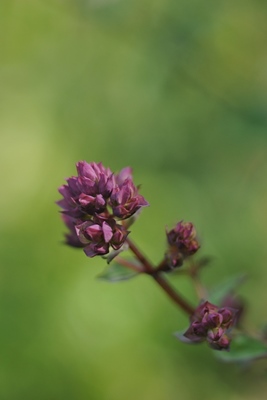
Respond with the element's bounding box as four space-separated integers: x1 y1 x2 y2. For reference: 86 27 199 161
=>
1 1 267 399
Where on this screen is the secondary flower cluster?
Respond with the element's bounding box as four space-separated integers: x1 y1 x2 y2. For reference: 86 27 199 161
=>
166 221 200 267
57 161 148 257
183 301 237 350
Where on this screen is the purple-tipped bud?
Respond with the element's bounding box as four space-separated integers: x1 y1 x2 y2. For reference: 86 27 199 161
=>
183 322 206 343
191 322 207 337
57 179 83 218
78 193 106 210
202 312 223 329
208 334 231 351
115 167 133 186
167 221 200 255
218 308 234 326
75 217 129 258
220 295 245 327
57 161 115 218
111 224 129 250
207 327 224 342
183 301 237 351
61 215 84 248
77 162 115 199
165 221 200 267
110 170 149 219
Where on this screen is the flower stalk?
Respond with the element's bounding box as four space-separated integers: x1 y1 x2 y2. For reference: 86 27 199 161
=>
126 237 195 315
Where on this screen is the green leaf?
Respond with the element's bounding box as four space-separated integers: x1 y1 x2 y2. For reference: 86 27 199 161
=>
174 330 202 344
103 243 129 264
208 274 246 305
215 334 267 363
123 209 142 229
97 262 139 282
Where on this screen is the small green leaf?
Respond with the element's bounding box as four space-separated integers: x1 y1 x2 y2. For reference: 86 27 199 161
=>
97 262 139 282
208 274 246 305
174 330 201 344
123 209 142 229
215 334 267 363
103 243 129 264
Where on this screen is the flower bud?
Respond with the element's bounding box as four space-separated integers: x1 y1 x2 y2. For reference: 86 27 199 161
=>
183 301 237 351
165 221 200 267
61 215 84 248
220 294 245 327
207 327 224 342
191 321 207 337
202 312 223 329
110 178 149 219
75 217 129 258
57 161 115 218
208 334 230 351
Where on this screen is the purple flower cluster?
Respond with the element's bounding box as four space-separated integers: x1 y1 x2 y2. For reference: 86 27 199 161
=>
183 301 237 350
166 221 200 267
57 162 148 257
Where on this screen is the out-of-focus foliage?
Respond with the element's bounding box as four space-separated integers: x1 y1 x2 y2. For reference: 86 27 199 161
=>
1 1 267 399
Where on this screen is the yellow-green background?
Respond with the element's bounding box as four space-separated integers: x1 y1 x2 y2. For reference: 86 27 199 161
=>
1 1 267 399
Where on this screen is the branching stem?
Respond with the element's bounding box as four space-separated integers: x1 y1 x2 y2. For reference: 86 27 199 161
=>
126 238 195 316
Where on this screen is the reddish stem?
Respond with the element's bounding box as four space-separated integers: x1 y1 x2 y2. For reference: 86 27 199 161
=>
153 274 195 315
126 238 154 273
126 238 195 316
115 256 145 273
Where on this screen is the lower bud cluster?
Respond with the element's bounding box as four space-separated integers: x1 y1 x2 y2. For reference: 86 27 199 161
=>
183 301 237 350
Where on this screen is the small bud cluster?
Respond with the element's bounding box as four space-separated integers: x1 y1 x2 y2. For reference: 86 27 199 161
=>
57 162 148 257
183 301 237 350
166 221 200 267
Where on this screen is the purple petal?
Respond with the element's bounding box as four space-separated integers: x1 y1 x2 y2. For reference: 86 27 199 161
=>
84 243 109 257
86 224 102 240
76 161 97 180
79 193 95 206
83 244 98 257
66 177 80 195
95 194 106 208
116 167 133 186
102 221 113 243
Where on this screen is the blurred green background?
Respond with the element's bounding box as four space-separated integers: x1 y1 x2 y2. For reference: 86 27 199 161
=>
1 0 267 399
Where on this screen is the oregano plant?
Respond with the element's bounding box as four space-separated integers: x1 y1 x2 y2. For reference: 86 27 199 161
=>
57 161 267 364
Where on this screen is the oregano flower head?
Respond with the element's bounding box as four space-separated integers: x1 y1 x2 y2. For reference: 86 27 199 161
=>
57 161 148 257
